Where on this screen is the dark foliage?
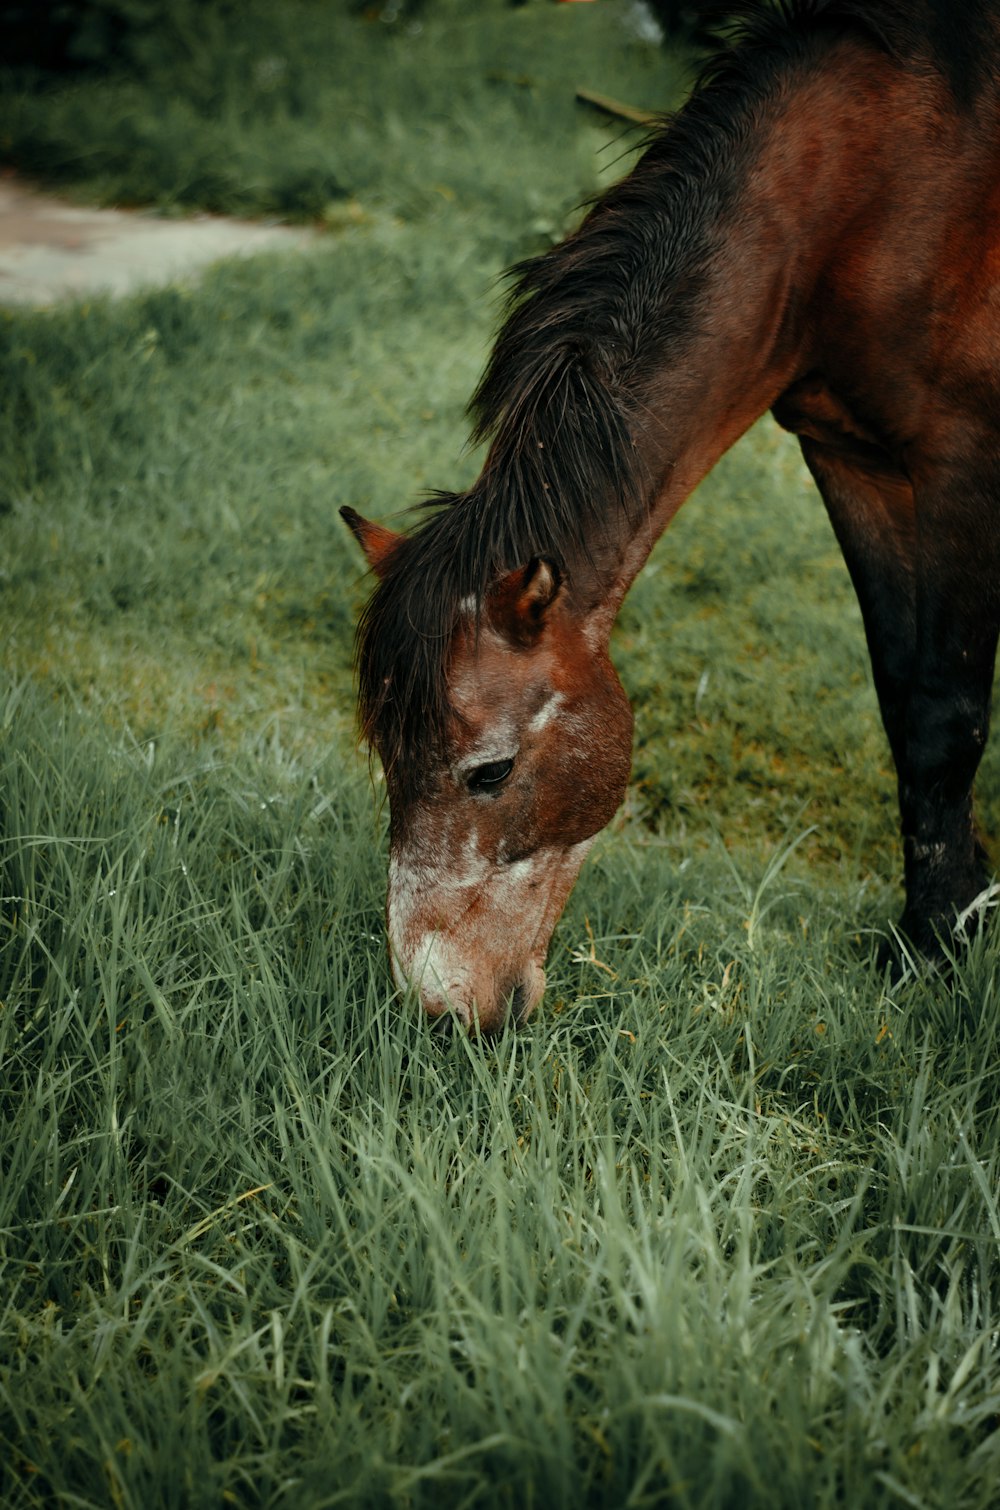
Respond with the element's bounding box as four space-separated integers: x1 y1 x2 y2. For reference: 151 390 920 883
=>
0 0 238 74
644 0 705 39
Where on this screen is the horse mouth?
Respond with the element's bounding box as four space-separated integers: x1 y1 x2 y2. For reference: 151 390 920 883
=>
429 978 534 1038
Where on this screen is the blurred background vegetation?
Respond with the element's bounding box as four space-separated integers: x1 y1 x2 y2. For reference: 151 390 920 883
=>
0 0 696 75
0 0 696 215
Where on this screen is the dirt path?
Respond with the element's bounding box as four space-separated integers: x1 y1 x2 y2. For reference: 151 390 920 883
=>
0 174 316 307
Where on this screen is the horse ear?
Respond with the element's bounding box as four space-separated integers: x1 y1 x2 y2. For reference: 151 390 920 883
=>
518 558 561 619
340 506 403 579
491 558 563 642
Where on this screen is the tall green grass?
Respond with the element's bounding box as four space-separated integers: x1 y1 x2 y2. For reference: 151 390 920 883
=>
1 3 999 1505
2 684 1000 1507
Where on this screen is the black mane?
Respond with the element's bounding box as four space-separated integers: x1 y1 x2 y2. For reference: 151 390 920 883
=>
690 1 994 105
354 0 995 786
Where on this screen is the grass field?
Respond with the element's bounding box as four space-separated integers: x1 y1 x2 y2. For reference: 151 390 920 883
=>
2 3 1000 1505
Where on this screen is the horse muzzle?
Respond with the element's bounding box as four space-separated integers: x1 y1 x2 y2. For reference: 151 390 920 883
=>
398 941 546 1035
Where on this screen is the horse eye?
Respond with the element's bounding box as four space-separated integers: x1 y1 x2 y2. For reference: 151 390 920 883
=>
468 757 514 793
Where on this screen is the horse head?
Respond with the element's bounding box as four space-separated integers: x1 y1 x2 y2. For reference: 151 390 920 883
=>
344 507 633 1033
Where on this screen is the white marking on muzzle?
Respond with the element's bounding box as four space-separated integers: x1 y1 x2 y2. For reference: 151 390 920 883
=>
406 931 472 1022
388 835 596 1023
387 837 489 988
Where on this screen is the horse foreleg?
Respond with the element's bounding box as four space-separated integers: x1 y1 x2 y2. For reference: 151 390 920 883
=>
798 438 917 771
798 439 995 957
895 568 997 955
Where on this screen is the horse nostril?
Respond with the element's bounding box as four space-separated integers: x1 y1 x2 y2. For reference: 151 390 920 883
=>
430 1011 457 1040
508 981 528 1023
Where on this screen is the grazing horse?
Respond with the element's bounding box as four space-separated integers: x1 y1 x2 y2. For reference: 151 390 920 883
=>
345 0 1000 1032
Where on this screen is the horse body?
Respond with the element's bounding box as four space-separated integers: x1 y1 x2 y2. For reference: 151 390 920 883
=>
347 1 1000 1030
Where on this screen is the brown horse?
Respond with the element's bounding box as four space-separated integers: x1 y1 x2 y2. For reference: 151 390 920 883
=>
345 0 1000 1032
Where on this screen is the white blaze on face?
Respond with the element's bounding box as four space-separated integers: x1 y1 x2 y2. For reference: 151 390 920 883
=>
527 692 564 735
386 834 496 1012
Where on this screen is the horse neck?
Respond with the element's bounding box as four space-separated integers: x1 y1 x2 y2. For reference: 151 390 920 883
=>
580 36 909 628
